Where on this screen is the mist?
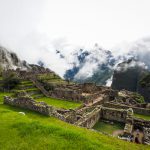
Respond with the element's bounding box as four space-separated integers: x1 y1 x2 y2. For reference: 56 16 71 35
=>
0 0 150 77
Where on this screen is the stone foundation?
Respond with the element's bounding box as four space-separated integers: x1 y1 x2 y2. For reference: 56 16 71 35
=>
101 107 127 123
143 127 150 145
4 96 65 121
103 102 150 115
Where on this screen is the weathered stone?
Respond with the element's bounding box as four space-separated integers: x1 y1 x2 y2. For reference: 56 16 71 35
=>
3 96 65 121
143 127 150 145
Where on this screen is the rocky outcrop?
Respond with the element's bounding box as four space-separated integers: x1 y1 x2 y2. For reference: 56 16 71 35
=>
111 59 150 102
137 73 150 102
0 46 30 70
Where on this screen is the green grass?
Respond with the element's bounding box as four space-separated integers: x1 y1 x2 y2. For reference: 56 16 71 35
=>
0 92 149 150
36 97 82 109
93 121 124 135
134 113 150 120
0 92 13 100
20 81 33 84
37 73 61 80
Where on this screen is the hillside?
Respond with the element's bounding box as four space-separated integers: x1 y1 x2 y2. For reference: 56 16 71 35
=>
111 59 150 102
0 45 150 149
0 46 30 70
0 92 149 150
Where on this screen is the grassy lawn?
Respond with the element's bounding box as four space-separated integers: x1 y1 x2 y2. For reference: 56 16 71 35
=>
0 92 149 150
0 92 13 100
93 121 124 135
134 113 150 120
36 97 82 109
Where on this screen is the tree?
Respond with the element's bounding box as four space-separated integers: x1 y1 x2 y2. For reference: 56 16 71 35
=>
2 72 20 90
0 65 3 76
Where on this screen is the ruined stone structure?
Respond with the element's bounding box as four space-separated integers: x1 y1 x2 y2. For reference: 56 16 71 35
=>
143 127 150 145
4 96 65 121
75 105 101 128
2 69 150 145
103 102 150 116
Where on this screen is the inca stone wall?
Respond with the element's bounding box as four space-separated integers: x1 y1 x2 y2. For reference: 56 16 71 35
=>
4 96 65 121
103 102 150 115
133 118 150 128
51 88 84 102
75 106 101 128
101 107 127 123
143 127 150 145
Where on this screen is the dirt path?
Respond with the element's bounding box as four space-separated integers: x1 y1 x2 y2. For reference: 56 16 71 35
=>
112 130 124 137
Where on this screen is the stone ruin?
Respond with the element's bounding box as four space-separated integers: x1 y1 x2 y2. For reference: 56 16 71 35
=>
2 69 150 145
4 96 65 121
3 89 150 145
143 127 150 145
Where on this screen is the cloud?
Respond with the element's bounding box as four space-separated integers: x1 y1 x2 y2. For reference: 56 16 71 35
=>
12 32 75 77
112 37 150 70
73 44 110 79
115 59 148 72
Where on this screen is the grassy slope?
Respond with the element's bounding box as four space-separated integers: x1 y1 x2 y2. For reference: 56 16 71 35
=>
134 113 150 121
0 92 149 150
93 121 124 135
37 97 81 109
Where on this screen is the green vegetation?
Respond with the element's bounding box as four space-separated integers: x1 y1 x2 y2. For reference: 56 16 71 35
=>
140 73 150 88
0 65 3 76
0 92 149 150
36 97 81 109
134 113 150 121
93 121 124 135
37 73 69 86
132 92 144 103
0 76 81 109
37 73 61 81
2 72 20 90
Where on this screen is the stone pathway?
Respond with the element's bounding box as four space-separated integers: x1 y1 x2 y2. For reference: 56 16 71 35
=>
112 130 124 137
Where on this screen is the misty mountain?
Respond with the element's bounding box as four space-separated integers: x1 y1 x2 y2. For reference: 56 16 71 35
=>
0 46 30 70
64 44 115 85
111 59 150 102
62 38 150 85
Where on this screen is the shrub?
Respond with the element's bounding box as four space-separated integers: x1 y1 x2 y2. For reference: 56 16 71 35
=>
133 93 144 103
2 72 20 90
139 73 150 88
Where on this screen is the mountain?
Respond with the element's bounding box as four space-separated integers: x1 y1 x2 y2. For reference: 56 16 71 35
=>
0 46 30 70
63 37 150 86
111 59 148 91
64 44 115 85
111 59 150 102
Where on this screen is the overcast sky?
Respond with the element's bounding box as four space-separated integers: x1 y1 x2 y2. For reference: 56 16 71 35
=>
0 0 150 73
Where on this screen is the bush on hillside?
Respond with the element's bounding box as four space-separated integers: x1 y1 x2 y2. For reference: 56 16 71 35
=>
139 73 150 88
2 72 20 90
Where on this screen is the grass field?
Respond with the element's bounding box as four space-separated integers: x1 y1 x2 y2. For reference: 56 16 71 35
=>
93 121 124 135
36 97 82 109
0 92 149 150
134 113 150 120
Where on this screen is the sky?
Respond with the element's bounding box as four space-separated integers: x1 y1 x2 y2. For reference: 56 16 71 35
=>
0 0 150 75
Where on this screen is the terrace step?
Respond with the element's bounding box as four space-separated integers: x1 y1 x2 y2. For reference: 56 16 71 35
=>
30 77 51 97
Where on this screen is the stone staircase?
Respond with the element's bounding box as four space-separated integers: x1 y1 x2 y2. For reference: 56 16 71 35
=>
30 77 51 97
